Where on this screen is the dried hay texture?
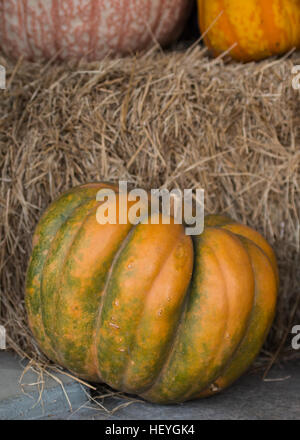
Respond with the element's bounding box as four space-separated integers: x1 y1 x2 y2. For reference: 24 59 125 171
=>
0 43 299 376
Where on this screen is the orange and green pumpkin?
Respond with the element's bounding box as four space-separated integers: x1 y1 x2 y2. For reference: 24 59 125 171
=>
198 0 300 62
0 0 192 61
26 183 278 403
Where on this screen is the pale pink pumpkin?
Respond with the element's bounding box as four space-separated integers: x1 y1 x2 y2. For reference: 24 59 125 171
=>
0 0 192 60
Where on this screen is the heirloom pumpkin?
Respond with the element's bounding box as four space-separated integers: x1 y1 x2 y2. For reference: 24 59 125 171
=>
0 0 191 61
26 183 278 403
198 0 300 62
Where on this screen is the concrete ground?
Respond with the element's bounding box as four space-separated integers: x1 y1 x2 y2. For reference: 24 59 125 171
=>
0 351 87 420
1 351 299 420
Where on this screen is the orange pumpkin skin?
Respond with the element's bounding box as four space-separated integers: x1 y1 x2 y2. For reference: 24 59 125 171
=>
0 0 191 61
26 184 278 403
198 0 300 62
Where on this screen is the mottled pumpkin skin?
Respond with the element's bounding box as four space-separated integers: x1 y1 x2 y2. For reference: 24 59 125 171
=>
26 183 278 404
0 0 192 61
198 0 300 62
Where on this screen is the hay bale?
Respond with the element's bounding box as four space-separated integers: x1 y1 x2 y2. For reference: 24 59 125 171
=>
0 45 299 372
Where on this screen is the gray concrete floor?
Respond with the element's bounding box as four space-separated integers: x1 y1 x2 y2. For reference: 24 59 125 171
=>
44 360 300 420
0 352 87 420
1 351 300 420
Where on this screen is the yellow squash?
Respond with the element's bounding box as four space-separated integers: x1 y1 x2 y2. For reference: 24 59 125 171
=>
198 0 300 61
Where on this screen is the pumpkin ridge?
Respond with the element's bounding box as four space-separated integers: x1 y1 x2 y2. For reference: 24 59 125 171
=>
53 203 104 359
141 231 229 403
26 186 102 363
121 228 191 393
132 0 152 47
139 265 193 398
185 227 255 400
198 0 206 44
220 223 279 285
37 184 107 354
212 237 262 377
48 185 125 378
51 0 60 56
204 214 278 283
281 0 293 46
179 235 230 401
151 0 165 44
116 0 127 53
197 236 277 397
40 198 100 363
92 222 137 381
233 231 278 286
22 0 34 59
190 233 258 399
277 0 300 49
217 0 248 60
260 0 284 55
88 0 99 59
